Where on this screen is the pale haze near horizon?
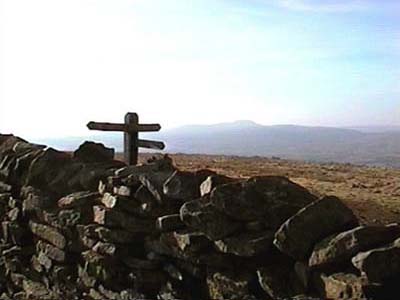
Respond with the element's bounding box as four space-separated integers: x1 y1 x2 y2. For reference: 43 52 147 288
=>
0 0 399 139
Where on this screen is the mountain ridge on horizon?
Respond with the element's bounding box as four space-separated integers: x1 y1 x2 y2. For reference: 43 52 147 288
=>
25 121 400 168
15 121 400 140
163 120 400 134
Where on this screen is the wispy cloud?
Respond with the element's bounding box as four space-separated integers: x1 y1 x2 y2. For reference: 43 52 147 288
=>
276 0 370 13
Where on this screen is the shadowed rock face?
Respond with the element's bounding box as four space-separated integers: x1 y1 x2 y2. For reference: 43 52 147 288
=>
274 196 359 260
73 141 115 163
210 176 317 225
214 231 275 257
0 133 399 300
309 224 400 269
163 169 216 200
0 134 124 198
180 196 242 241
352 238 400 283
315 273 370 300
0 135 29 152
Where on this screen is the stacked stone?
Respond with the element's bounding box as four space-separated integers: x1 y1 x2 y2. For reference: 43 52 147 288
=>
91 156 191 299
0 186 31 300
2 133 400 299
0 136 50 299
110 156 400 300
27 190 100 299
0 135 127 299
273 195 400 299
142 175 317 299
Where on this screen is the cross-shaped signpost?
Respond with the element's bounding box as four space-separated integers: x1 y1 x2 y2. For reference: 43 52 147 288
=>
87 112 165 165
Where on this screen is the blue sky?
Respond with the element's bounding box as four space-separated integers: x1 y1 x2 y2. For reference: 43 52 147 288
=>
0 0 399 138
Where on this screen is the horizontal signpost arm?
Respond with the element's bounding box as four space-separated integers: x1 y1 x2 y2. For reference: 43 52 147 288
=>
138 139 165 150
136 124 161 132
87 122 161 133
87 122 126 132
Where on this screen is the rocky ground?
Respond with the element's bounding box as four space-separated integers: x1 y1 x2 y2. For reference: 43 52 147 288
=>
1 135 400 300
135 153 400 226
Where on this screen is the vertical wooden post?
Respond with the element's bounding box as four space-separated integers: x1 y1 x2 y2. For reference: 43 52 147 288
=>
124 112 139 165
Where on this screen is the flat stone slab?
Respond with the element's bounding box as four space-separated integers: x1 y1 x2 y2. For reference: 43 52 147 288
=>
180 197 242 241
163 169 215 200
274 196 358 260
58 191 99 209
29 221 66 249
310 224 400 269
210 176 316 225
214 231 275 257
352 238 400 282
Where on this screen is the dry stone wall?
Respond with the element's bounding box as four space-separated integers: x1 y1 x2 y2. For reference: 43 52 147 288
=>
0 134 399 300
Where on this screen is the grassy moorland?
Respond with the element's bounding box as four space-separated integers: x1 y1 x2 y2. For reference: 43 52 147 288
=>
133 153 400 226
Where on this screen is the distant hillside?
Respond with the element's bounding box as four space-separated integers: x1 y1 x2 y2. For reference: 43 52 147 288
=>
35 121 400 168
345 126 400 133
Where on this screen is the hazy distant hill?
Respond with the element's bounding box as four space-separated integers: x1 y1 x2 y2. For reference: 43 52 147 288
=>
345 126 400 133
35 121 400 168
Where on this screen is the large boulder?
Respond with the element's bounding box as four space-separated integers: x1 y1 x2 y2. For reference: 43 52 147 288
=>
352 238 400 282
73 141 114 163
210 176 316 226
180 197 242 241
274 196 358 260
309 224 400 269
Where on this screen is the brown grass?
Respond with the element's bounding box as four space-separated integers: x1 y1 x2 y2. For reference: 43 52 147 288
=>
121 152 400 226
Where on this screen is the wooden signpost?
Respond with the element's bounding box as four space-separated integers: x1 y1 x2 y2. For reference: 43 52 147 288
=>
87 112 165 165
